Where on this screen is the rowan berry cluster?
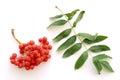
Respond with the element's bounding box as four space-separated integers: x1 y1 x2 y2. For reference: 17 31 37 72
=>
10 37 52 70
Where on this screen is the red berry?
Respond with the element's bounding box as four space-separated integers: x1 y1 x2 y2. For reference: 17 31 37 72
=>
46 54 51 58
42 45 48 49
19 43 26 49
19 44 24 49
26 51 31 56
43 37 47 41
43 58 48 62
24 61 30 67
36 58 42 64
27 45 33 50
42 37 47 44
33 51 40 58
31 59 35 64
25 66 30 70
32 45 38 50
24 46 29 51
17 56 23 62
18 63 23 68
24 56 31 62
19 50 24 54
32 50 38 55
15 61 19 66
10 59 15 64
40 56 44 61
48 45 52 50
28 40 35 45
30 54 34 59
30 65 34 70
12 53 17 58
45 41 49 45
10 56 16 60
38 38 42 42
44 50 49 55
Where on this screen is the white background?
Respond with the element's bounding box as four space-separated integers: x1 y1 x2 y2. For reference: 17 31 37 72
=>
0 0 120 80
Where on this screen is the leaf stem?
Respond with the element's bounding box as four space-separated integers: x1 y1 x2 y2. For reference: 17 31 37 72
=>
55 6 88 51
11 28 22 44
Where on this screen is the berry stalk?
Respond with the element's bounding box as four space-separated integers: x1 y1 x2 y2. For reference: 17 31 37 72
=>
11 28 22 44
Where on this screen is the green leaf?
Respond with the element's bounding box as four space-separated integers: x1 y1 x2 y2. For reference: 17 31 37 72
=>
47 19 67 29
77 33 95 41
73 11 85 27
50 14 63 20
63 43 82 58
100 61 114 72
93 54 113 74
93 54 112 61
66 9 79 20
53 28 71 42
50 9 79 20
93 60 102 74
83 35 108 44
75 51 88 69
57 35 76 51
89 45 110 52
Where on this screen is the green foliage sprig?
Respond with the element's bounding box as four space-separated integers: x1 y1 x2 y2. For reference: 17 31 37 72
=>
48 6 114 74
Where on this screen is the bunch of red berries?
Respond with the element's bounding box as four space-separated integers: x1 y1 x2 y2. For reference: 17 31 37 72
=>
10 36 52 70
